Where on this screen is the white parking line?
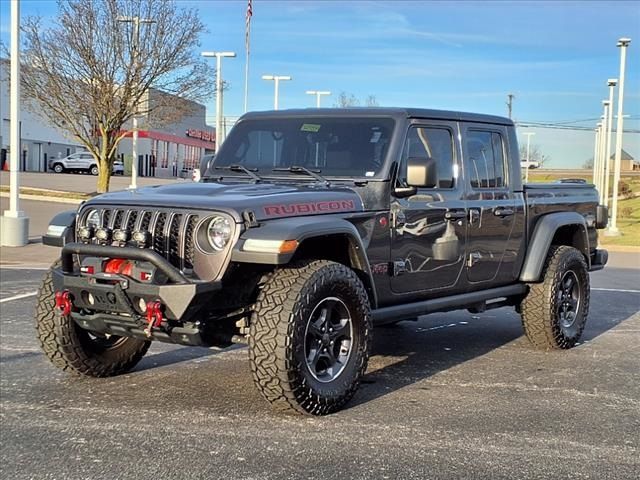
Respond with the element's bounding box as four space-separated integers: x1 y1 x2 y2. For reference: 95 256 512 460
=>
0 291 38 303
592 287 640 294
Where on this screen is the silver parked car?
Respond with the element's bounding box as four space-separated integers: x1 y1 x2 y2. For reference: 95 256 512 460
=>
50 153 124 175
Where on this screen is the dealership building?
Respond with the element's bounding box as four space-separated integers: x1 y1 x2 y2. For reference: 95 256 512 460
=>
0 60 216 177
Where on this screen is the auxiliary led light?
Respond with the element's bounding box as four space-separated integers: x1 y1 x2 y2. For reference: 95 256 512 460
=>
95 227 112 243
113 229 130 242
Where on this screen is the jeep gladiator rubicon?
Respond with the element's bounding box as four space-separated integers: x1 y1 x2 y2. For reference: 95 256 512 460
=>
38 108 608 415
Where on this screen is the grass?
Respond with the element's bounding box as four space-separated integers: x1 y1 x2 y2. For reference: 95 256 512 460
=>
0 185 90 200
525 171 639 247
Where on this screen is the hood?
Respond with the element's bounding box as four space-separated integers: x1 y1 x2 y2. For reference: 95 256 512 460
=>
85 181 365 222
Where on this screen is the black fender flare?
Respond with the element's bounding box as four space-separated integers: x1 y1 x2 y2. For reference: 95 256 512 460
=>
232 216 377 307
520 212 590 282
42 210 77 247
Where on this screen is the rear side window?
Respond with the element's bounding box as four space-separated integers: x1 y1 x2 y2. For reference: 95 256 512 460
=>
466 130 506 189
399 126 455 188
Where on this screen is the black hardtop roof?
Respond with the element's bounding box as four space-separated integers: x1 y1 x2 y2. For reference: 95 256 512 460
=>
241 107 513 126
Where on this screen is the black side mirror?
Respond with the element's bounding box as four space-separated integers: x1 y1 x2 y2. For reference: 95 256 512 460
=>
407 157 438 188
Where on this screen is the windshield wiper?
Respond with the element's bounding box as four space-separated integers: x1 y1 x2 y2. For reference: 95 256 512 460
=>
214 164 262 183
272 165 330 186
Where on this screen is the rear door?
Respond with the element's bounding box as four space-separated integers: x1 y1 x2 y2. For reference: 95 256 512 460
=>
390 122 467 295
461 124 523 284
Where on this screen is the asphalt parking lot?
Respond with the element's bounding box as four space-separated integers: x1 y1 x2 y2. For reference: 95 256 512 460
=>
0 257 638 480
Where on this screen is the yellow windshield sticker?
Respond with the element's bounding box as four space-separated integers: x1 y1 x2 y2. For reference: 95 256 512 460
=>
300 124 321 133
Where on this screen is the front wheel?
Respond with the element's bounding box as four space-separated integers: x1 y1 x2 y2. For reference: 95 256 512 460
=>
53 163 64 173
249 260 372 415
520 245 590 349
35 260 151 377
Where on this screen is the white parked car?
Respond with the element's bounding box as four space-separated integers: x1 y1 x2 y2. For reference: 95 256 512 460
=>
50 153 124 175
521 160 540 169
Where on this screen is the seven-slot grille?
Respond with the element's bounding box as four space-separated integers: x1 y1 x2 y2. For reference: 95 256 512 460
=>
83 208 199 271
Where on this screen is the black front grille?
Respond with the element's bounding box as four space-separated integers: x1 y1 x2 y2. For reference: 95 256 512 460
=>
84 208 200 271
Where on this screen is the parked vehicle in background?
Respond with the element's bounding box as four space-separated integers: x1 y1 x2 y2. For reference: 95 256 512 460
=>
39 108 609 416
521 160 540 169
49 152 123 175
112 160 124 175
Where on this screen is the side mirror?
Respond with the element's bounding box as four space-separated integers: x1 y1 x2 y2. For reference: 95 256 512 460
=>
407 157 438 188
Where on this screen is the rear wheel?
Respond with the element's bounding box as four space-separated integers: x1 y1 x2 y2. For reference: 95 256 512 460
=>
249 260 372 415
35 260 151 377
90 165 99 176
520 245 590 349
53 163 64 173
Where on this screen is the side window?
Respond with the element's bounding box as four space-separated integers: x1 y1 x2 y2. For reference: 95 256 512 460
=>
398 126 455 188
466 130 506 189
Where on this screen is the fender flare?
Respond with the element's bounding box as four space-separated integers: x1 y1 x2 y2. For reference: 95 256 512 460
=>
232 216 377 307
42 210 77 247
520 212 590 282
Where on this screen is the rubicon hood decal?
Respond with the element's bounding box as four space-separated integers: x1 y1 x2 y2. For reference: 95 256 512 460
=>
264 200 356 217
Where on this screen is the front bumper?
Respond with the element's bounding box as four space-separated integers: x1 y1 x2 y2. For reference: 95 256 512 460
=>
589 248 608 272
55 243 221 321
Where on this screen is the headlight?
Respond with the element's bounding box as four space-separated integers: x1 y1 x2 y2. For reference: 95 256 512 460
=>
86 209 100 228
207 216 232 251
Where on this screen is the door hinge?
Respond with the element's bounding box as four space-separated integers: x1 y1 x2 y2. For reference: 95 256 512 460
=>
467 252 482 267
393 260 407 276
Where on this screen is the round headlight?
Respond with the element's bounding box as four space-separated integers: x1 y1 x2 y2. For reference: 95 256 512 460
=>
207 216 232 251
86 209 100 228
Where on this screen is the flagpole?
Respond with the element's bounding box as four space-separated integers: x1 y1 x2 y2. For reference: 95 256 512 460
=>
244 0 252 113
244 40 249 113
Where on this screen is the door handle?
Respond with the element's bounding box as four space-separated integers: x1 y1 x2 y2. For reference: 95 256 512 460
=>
494 208 514 217
444 210 466 221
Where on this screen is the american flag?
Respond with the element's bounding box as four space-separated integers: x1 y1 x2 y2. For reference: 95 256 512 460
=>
245 0 253 52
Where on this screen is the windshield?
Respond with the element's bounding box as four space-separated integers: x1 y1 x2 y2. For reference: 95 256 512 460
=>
207 117 395 178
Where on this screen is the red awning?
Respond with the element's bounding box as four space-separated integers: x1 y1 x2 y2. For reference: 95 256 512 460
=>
125 130 216 149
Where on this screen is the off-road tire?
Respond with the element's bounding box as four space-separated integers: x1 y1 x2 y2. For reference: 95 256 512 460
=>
520 245 590 349
35 260 151 377
249 260 372 415
53 163 64 173
90 165 99 176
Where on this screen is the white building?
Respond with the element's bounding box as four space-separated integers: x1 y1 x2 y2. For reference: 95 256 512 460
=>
0 60 215 177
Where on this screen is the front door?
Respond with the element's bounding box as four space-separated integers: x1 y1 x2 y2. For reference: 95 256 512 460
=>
460 124 522 284
390 122 467 295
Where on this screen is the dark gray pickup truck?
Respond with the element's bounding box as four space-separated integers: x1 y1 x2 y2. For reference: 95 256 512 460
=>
39 108 608 415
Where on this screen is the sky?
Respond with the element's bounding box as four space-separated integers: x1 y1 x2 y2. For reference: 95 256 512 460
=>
1 0 639 168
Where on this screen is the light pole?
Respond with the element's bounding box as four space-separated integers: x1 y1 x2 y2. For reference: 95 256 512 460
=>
599 101 610 205
608 37 631 236
592 125 601 188
1 0 29 247
603 79 617 207
523 131 535 183
118 15 155 189
262 75 292 110
305 90 331 108
202 51 236 150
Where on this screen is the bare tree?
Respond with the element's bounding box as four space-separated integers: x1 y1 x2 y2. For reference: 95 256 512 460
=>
582 158 594 169
365 95 379 107
333 92 359 108
332 92 379 108
19 0 213 192
519 143 550 167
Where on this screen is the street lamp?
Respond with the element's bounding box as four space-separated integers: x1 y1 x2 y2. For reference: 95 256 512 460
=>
592 126 601 188
607 37 631 236
202 51 236 150
262 75 292 110
305 90 331 108
117 15 156 189
599 101 610 205
603 79 617 208
1 0 29 247
523 131 535 183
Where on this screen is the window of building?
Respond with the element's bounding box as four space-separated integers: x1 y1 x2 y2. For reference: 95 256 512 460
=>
466 130 506 189
398 126 455 189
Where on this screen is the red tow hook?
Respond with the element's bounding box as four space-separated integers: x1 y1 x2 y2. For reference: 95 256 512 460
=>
54 291 73 316
144 301 163 337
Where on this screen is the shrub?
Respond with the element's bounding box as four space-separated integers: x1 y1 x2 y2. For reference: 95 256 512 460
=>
621 206 633 217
